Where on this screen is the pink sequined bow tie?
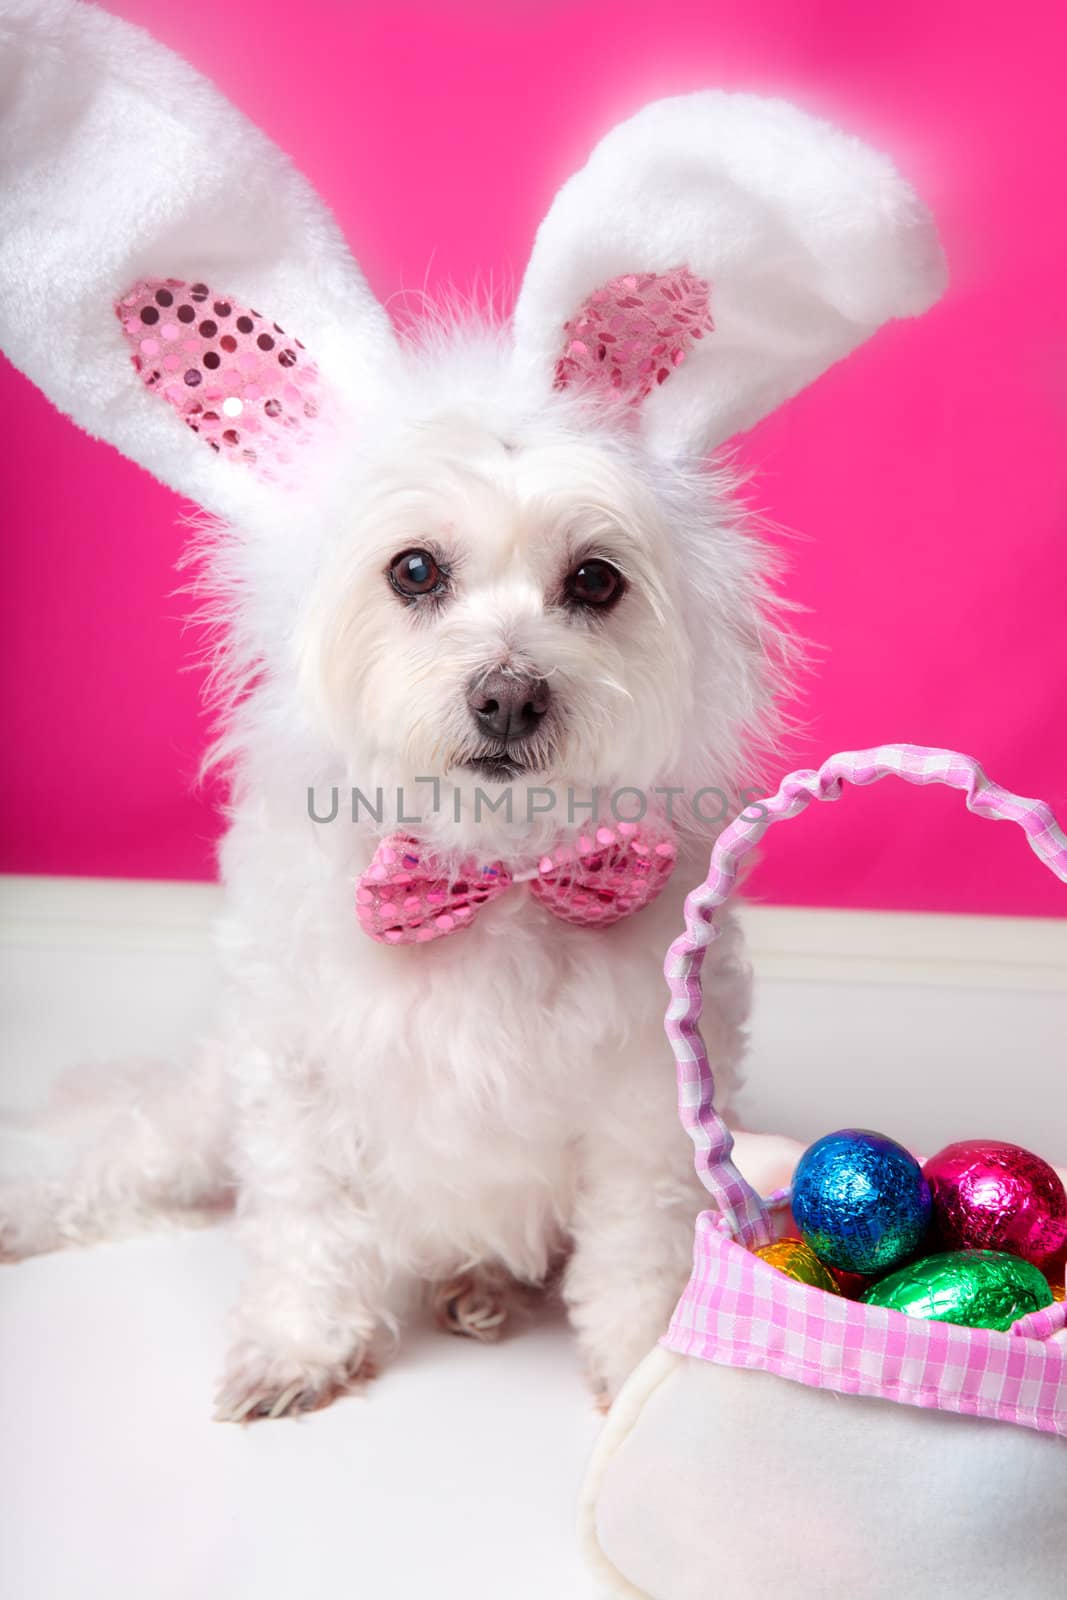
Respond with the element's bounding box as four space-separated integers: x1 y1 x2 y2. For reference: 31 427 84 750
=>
355 822 677 945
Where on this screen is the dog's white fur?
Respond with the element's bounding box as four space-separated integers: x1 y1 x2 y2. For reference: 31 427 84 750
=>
207 344 780 1418
0 2 947 1421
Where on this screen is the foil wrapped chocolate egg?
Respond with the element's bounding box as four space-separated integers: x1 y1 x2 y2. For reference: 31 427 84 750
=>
923 1140 1067 1267
791 1129 931 1276
754 1238 842 1294
863 1249 1054 1330
1052 1281 1065 1303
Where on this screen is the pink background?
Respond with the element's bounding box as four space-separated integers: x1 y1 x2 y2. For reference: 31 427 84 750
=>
2 0 1065 915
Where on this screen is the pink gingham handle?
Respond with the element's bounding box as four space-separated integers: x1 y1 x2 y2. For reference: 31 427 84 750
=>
665 744 1067 1246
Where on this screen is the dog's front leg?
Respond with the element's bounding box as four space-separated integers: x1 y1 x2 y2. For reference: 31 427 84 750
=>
564 1080 706 1406
214 1058 394 1423
215 1196 388 1423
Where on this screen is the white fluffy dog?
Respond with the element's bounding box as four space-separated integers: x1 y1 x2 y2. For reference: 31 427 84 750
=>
0 1 944 1420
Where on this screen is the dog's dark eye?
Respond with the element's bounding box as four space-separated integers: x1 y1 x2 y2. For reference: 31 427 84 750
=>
565 559 625 610
388 548 445 599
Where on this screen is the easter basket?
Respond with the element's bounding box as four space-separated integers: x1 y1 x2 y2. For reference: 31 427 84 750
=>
581 745 1067 1600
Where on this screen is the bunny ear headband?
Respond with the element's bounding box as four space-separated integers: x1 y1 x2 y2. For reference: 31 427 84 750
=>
0 0 946 527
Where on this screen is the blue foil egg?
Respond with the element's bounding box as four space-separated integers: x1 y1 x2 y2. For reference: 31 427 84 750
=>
792 1129 932 1275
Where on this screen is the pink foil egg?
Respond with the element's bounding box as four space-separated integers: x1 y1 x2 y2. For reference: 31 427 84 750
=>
924 1140 1067 1267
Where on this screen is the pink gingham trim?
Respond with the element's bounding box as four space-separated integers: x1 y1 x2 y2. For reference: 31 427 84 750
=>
665 1221 1067 1435
661 745 1067 1435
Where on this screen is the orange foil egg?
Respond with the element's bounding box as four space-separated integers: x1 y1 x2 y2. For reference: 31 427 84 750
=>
755 1238 841 1294
1052 1282 1065 1302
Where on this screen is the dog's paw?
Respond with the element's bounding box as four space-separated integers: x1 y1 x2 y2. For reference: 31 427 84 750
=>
0 1179 60 1263
213 1341 376 1423
431 1268 515 1343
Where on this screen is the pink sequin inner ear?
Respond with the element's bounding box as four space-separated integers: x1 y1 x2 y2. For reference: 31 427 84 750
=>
553 266 713 403
115 278 320 473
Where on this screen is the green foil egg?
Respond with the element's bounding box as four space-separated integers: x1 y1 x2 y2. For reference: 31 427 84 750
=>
862 1249 1054 1330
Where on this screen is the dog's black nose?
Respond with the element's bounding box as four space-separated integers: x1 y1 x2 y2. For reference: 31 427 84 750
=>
468 669 550 744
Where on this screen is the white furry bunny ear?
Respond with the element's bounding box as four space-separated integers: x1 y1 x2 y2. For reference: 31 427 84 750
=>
512 92 946 458
0 0 396 523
